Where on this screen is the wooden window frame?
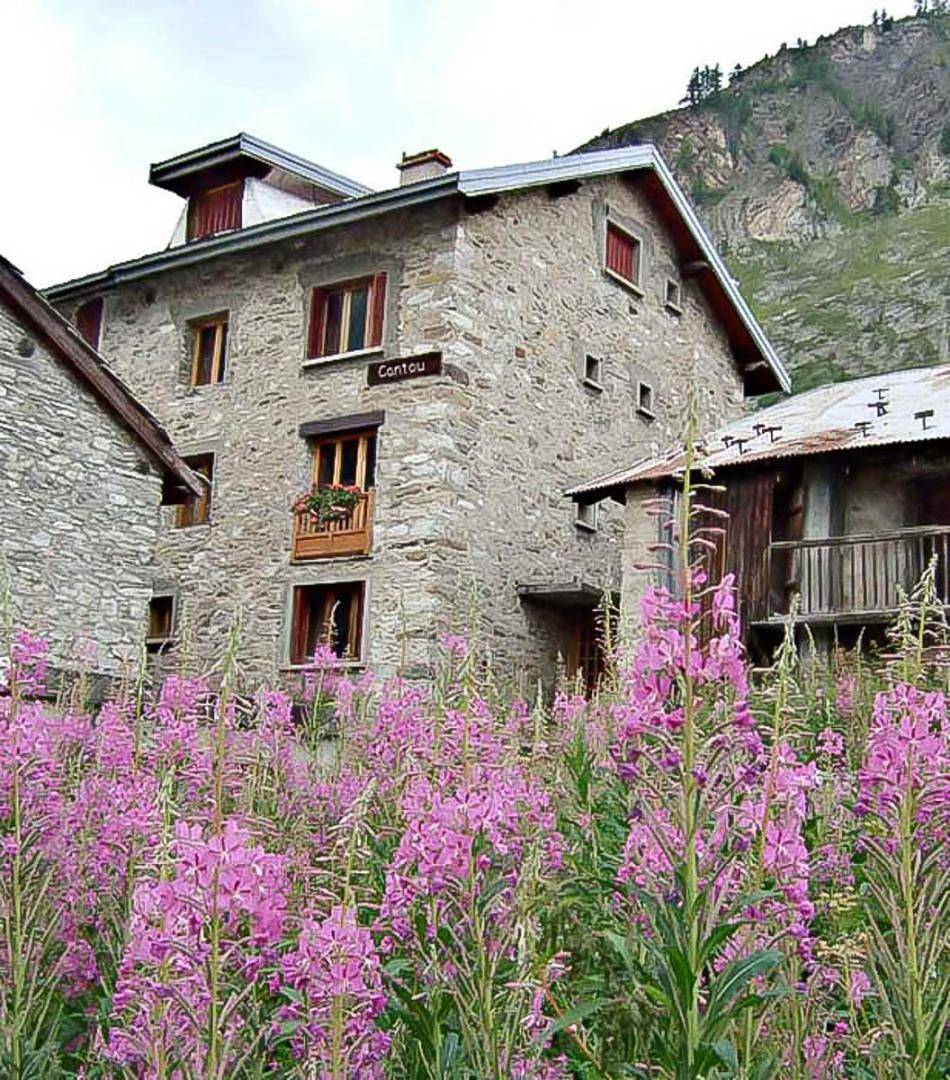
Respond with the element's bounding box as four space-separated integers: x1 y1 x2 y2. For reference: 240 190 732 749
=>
311 429 377 492
174 454 214 528
146 594 176 649
289 580 366 666
190 315 228 387
307 273 387 361
604 221 643 294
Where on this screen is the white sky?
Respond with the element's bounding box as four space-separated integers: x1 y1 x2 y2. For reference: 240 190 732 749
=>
2 0 900 286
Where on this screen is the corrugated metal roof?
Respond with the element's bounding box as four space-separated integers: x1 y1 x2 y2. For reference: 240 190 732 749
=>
43 144 788 392
568 363 950 498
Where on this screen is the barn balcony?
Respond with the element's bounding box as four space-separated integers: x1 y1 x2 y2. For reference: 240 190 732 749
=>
291 491 375 561
767 525 950 621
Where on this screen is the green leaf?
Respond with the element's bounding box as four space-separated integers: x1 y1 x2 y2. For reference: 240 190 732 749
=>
542 999 602 1040
712 1038 739 1071
703 949 782 1031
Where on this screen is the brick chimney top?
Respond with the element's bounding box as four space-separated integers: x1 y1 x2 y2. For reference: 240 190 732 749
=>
397 149 453 186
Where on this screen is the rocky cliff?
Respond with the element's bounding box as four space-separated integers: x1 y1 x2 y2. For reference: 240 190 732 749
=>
579 12 950 390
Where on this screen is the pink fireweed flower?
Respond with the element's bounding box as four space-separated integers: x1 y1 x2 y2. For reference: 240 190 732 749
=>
849 969 872 1008
856 684 948 840
439 633 469 659
277 904 390 1073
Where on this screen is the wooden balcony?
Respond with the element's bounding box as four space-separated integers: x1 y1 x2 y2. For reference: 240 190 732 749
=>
291 490 374 561
768 525 950 621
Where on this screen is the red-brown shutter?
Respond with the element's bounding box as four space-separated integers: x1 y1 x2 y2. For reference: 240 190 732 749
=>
308 288 328 358
290 588 309 666
187 181 243 241
369 272 387 348
75 297 104 350
606 224 635 283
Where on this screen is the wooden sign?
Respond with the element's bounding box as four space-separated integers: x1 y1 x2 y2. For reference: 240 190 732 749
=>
367 351 442 387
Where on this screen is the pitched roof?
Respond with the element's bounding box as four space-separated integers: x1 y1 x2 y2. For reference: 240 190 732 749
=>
0 255 201 500
149 132 372 199
45 144 789 394
568 363 950 501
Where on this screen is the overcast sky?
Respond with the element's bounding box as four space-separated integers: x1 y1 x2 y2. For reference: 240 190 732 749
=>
3 0 899 286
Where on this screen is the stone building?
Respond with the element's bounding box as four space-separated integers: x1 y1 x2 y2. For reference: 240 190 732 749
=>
0 255 199 680
569 365 950 656
45 134 788 687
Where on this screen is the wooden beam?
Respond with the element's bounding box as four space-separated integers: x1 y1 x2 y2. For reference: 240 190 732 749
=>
681 260 711 279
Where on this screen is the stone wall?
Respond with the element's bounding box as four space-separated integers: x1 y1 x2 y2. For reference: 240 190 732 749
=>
0 304 164 675
451 175 746 671
59 174 748 686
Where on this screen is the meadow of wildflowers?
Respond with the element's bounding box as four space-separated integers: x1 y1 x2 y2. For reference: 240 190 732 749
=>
1 491 948 1078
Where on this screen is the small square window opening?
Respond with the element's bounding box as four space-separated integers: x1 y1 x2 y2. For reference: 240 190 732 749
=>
190 316 228 386
175 454 214 528
583 354 603 389
637 380 655 418
665 278 682 312
146 595 175 650
575 501 599 532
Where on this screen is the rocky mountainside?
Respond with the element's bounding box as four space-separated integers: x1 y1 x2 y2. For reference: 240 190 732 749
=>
578 12 950 391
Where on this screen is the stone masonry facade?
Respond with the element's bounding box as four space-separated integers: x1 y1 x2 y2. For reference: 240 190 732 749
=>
56 172 746 688
0 304 165 676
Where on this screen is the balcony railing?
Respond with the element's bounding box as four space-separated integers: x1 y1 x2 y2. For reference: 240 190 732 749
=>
768 525 950 620
291 490 375 561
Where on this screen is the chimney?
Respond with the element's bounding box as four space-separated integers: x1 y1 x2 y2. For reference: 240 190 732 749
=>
397 149 453 186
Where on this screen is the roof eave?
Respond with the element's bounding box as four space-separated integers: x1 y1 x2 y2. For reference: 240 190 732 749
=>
149 132 373 200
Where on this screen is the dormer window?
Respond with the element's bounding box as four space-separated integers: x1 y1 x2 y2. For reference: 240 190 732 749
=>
187 181 243 241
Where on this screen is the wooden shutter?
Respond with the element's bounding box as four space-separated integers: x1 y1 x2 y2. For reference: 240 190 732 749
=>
75 298 104 350
308 288 328 358
291 588 310 665
368 273 387 348
606 225 636 283
187 181 243 241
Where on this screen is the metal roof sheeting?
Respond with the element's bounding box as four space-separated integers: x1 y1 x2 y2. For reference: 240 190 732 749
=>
568 363 950 499
149 133 373 199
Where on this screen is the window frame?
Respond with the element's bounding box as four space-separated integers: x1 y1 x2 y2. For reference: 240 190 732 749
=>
604 221 643 294
583 353 604 391
174 453 214 529
575 500 599 533
311 429 377 492
664 277 683 314
637 380 656 419
288 580 367 667
146 593 176 650
190 314 229 387
306 273 387 363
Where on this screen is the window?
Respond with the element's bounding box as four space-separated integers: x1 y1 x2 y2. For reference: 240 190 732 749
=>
665 278 682 312
605 223 641 289
583 354 604 390
290 581 365 664
637 380 655 418
575 501 599 532
187 181 243 241
146 595 175 650
312 429 377 491
308 273 387 360
175 454 214 528
190 316 228 386
75 297 104 350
